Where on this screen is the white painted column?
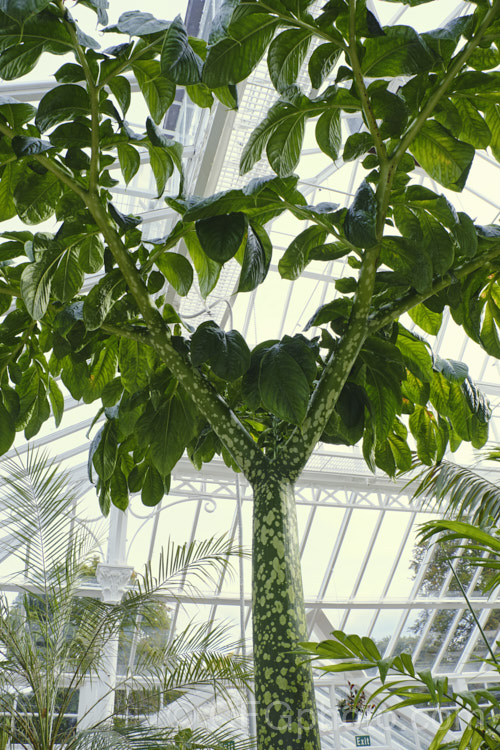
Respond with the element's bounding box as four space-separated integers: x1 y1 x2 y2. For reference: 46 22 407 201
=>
77 507 134 729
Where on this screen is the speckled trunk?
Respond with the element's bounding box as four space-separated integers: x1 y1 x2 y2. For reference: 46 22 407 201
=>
252 473 320 750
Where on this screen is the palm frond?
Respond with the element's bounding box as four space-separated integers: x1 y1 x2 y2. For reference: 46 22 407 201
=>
133 535 245 602
408 458 500 525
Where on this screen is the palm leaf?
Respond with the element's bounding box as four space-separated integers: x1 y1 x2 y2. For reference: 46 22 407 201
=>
408 457 500 525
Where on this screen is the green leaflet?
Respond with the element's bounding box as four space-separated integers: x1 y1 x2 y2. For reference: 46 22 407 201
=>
362 25 436 77
137 390 197 476
268 28 312 94
77 234 105 274
83 341 118 403
203 10 278 88
118 338 152 393
191 320 251 381
13 171 62 225
195 212 247 263
315 108 341 161
83 269 126 331
35 84 91 132
117 144 140 185
237 222 272 292
104 10 170 36
132 60 176 125
92 420 118 482
453 97 491 149
161 15 202 85
155 252 193 297
344 180 377 248
408 303 443 336
410 121 475 191
1 0 51 23
184 230 221 298
278 225 328 280
0 400 15 455
141 464 165 506
309 43 341 90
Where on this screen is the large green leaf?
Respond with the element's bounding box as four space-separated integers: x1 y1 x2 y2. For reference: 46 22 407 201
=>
156 252 193 296
267 108 306 178
203 10 278 87
344 180 377 248
83 269 125 330
278 226 328 280
409 121 474 191
0 96 35 127
13 171 61 225
52 248 84 302
138 391 196 476
309 43 342 90
362 25 436 77
259 342 311 424
316 108 341 160
92 420 118 481
161 15 202 85
191 321 251 381
268 28 312 94
0 41 45 80
116 143 140 185
195 212 247 263
35 84 91 132
0 0 51 22
118 338 152 393
132 60 176 124
83 341 118 403
20 245 61 319
184 230 221 298
453 97 491 149
0 162 23 221
104 10 170 36
0 400 15 455
78 234 104 273
141 464 165 506
237 222 272 292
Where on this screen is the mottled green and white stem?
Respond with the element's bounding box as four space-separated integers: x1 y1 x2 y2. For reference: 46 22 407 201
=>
251 472 320 750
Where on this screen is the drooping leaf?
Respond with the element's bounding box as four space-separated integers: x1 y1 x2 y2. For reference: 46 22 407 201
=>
344 180 377 248
35 84 91 132
195 212 247 263
259 342 311 424
309 42 341 90
83 270 125 331
203 10 278 88
237 222 272 292
362 25 436 77
278 226 328 280
105 10 170 36
409 121 475 191
268 28 312 94
191 321 251 381
161 15 202 85
316 108 341 160
184 230 221 298
141 464 165 506
13 171 62 225
132 60 176 125
156 252 193 297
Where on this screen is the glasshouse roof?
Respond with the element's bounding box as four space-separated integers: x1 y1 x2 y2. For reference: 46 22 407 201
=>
1 0 500 748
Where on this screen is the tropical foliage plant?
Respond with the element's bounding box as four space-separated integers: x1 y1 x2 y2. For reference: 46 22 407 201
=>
0 450 252 750
301 518 500 749
1 0 500 747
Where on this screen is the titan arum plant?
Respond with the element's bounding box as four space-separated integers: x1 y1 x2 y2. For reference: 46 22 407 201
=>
1 0 500 747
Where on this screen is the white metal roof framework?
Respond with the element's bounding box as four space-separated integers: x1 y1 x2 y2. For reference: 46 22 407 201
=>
2 0 500 747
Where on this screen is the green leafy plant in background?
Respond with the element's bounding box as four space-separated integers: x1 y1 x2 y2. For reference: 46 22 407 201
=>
0 450 253 750
301 517 500 749
1 0 500 746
